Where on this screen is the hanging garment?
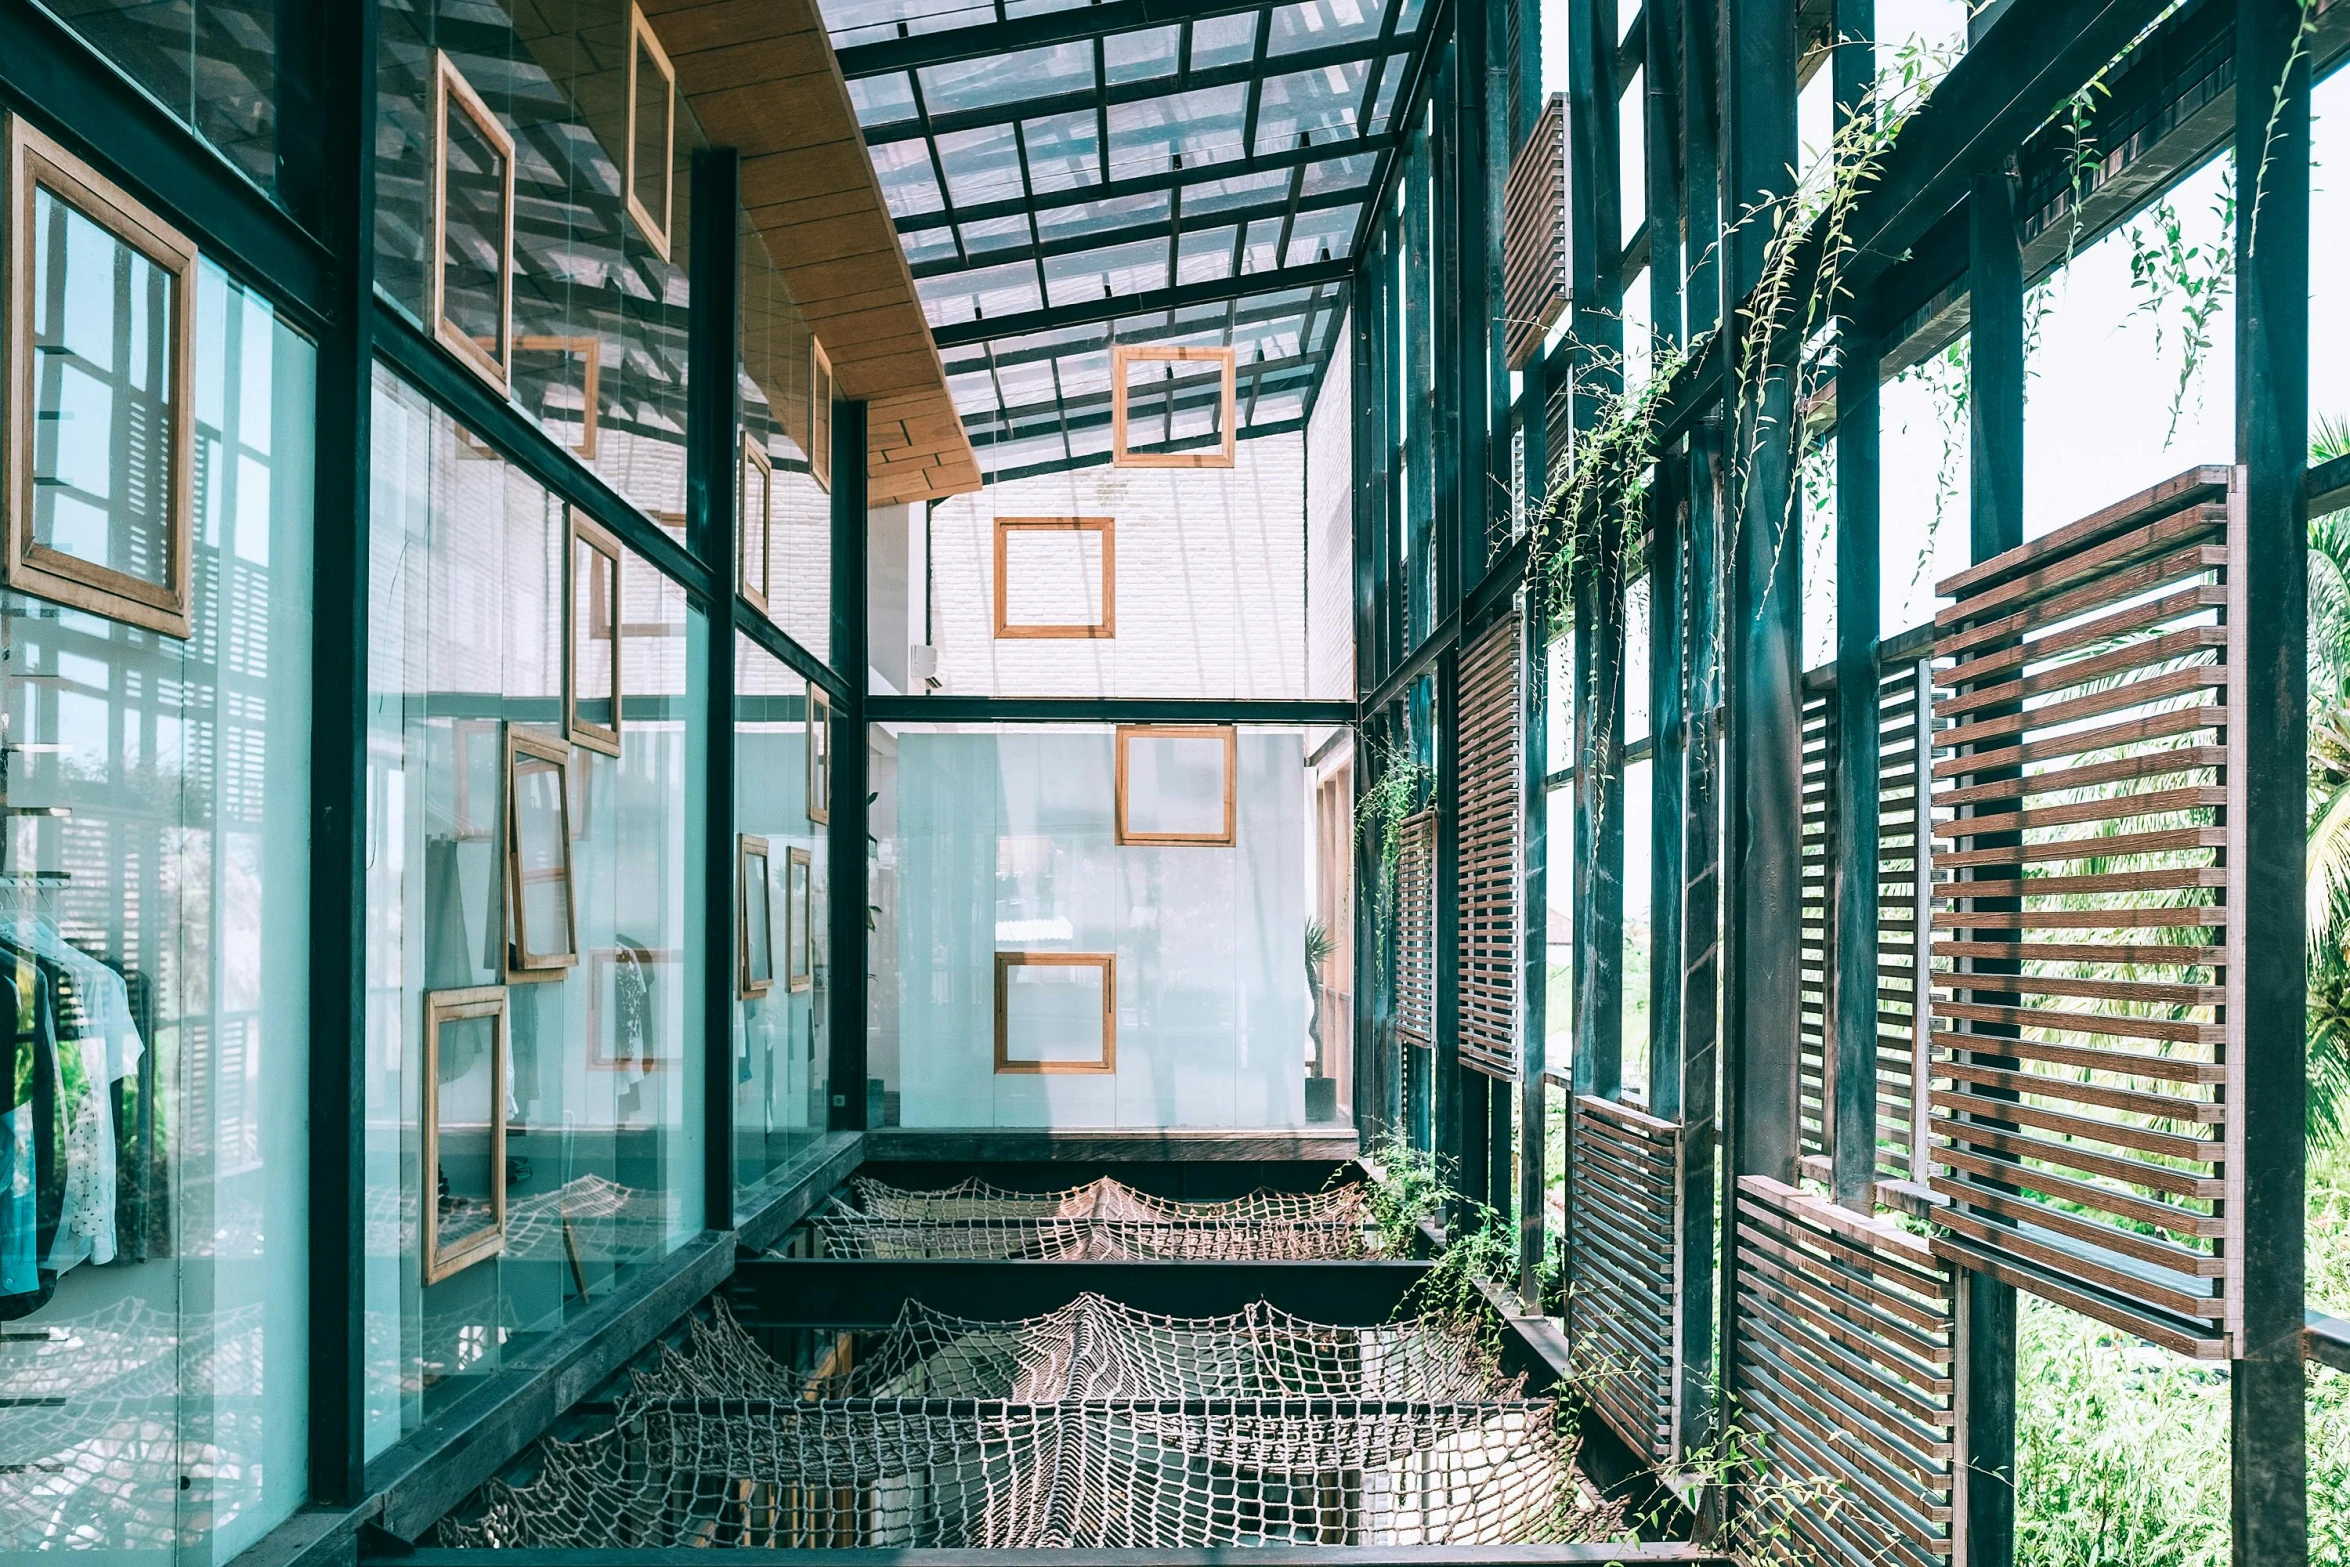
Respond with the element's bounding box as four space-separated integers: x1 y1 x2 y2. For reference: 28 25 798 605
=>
0 959 64 1318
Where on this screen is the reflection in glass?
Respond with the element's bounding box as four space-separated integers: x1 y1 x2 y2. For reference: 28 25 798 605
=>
787 847 814 993
628 9 676 254
569 517 621 752
433 51 513 387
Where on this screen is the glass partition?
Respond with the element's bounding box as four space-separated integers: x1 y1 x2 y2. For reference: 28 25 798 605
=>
363 366 704 1456
740 211 833 665
867 722 1333 1128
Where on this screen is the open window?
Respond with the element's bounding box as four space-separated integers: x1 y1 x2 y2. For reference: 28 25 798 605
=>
810 336 834 493
6 117 196 637
432 50 515 390
994 517 1114 639
1115 724 1237 846
740 432 772 614
566 512 622 755
739 835 775 998
515 335 601 459
505 727 578 979
994 953 1115 1074
1110 344 1236 468
807 682 833 825
624 3 676 259
786 846 814 993
423 985 509 1284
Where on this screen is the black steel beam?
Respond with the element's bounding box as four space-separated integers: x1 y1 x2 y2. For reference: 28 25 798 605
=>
738 601 853 704
731 1259 1435 1325
904 135 1395 235
2309 1310 2350 1374
835 0 1272 79
304 0 376 1512
830 396 872 1132
931 256 1356 348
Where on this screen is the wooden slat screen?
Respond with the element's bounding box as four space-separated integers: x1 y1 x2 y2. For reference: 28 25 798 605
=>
1502 94 1569 370
1394 806 1438 1050
1732 1176 1961 1567
1876 653 1936 1187
1458 613 1525 1080
1926 465 2243 1358
1569 1095 1683 1463
1798 681 1836 1163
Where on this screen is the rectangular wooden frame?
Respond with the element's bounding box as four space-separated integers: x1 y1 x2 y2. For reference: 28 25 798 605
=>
1114 724 1237 846
807 682 832 825
786 846 814 993
6 115 196 638
430 49 516 392
622 2 676 260
1110 344 1236 468
739 834 775 999
515 335 602 459
565 510 623 756
422 985 509 1285
994 516 1116 639
810 336 835 493
505 725 579 980
993 951 1116 1074
740 432 772 614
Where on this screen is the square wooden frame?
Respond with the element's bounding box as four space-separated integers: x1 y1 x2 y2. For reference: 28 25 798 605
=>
565 511 623 756
422 984 509 1285
738 834 775 999
807 682 833 825
740 432 773 615
430 50 516 392
622 3 676 260
786 846 814 993
994 517 1115 639
515 335 602 459
6 116 196 638
1110 344 1236 469
505 725 579 980
1114 724 1237 846
993 952 1116 1074
810 336 835 493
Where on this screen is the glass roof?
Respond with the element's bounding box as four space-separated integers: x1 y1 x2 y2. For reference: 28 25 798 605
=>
816 0 1434 480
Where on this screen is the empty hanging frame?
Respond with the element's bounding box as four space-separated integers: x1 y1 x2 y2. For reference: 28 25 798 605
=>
623 2 676 259
505 726 579 980
739 835 775 999
994 516 1114 639
810 337 834 493
423 985 510 1284
6 115 197 637
567 511 622 756
1110 344 1236 468
787 846 813 993
431 50 516 391
741 432 773 615
994 952 1116 1073
1115 724 1236 846
515 335 602 459
807 682 833 825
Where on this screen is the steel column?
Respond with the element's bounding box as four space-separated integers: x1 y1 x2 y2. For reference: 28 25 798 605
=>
831 398 872 1132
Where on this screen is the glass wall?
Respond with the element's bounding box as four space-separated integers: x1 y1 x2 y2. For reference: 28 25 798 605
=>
0 262 315 1560
868 723 1329 1128
47 2 290 202
732 638 831 1202
363 367 705 1457
740 212 833 665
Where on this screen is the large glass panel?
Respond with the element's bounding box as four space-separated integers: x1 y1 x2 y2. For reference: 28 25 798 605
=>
733 636 832 1201
0 263 314 1561
364 367 704 1456
48 1 287 199
868 723 1324 1128
740 210 834 665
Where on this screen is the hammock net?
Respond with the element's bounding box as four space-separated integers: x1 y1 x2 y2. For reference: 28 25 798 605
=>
436 1294 1626 1550
807 1176 1382 1261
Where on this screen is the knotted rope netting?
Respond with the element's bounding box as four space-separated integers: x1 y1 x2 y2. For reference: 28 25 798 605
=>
807 1175 1381 1261
438 1294 1627 1549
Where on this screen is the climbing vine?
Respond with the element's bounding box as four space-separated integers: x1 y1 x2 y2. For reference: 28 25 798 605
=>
2123 168 2236 447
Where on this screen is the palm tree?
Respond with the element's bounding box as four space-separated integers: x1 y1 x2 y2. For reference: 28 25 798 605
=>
2304 416 2350 1148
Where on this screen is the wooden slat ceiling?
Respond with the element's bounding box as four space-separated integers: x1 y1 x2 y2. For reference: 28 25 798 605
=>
643 0 982 506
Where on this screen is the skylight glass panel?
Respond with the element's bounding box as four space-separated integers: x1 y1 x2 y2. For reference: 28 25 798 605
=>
1021 111 1101 193
1045 239 1170 306
1285 202 1357 263
1104 25 1180 83
1177 225 1239 284
920 42 1094 115
1106 84 1250 180
1182 168 1292 216
916 260 1042 326
1269 0 1388 55
871 141 946 217
935 123 1027 207
1366 52 1410 131
1035 191 1169 238
946 367 999 412
1253 61 1369 155
824 0 972 47
1239 215 1285 275
848 72 916 125
1057 346 1114 400
1300 151 1377 198
903 225 959 266
957 212 1032 257
1191 13 1259 67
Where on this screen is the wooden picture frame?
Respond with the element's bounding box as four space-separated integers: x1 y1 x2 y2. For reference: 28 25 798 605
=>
422 985 509 1284
809 336 835 493
1110 344 1236 468
1114 724 1238 846
622 3 676 260
786 846 814 993
994 517 1115 639
739 834 775 999
806 682 832 825
993 952 1115 1074
430 50 516 392
586 944 682 1070
515 335 602 459
505 726 579 979
566 511 623 756
740 432 773 615
6 116 196 638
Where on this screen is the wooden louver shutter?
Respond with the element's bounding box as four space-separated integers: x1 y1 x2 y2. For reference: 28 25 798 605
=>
1502 94 1568 370
1457 613 1524 1080
1393 807 1438 1050
1926 466 2243 1359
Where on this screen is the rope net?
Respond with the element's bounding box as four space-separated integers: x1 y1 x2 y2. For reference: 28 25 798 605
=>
810 1176 1380 1261
438 1296 1626 1550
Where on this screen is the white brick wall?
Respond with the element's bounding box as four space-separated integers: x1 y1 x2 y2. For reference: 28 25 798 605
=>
1305 319 1354 702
